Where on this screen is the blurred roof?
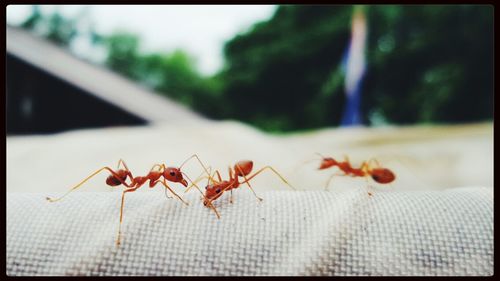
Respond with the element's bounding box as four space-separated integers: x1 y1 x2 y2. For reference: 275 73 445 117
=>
6 25 204 124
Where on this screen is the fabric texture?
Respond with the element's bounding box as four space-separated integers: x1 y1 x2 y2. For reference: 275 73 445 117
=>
7 187 492 276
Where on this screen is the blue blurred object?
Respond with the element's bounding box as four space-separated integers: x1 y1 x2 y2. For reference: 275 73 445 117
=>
341 6 367 127
340 71 364 126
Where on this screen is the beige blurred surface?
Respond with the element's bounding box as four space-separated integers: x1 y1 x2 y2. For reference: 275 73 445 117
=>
6 121 493 195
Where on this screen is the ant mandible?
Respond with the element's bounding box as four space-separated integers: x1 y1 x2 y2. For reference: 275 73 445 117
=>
317 153 395 195
186 160 295 218
46 155 208 246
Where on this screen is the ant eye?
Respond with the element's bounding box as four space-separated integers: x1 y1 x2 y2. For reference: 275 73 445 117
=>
216 188 221 193
169 171 175 176
205 186 208 190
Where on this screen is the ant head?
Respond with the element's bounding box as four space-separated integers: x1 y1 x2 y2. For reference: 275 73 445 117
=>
163 167 188 187
370 168 395 184
319 157 337 170
203 184 224 205
234 160 253 177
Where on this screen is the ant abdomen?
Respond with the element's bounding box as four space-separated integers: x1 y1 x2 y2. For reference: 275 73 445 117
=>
106 175 125 186
105 169 129 186
234 160 253 177
370 168 395 184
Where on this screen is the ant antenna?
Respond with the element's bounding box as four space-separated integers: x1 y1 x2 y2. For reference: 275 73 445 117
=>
181 171 206 197
179 154 214 181
179 155 195 169
184 166 214 193
315 152 327 159
291 153 326 174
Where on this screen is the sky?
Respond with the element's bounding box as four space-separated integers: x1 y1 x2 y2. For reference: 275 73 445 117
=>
7 5 277 76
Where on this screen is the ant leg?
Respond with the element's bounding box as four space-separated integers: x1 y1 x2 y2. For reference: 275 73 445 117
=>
203 197 221 219
149 163 167 199
181 170 221 219
162 176 173 199
199 170 223 218
117 159 130 171
184 166 216 193
156 180 189 206
205 181 237 208
203 168 235 215
240 166 296 190
227 166 237 203
359 161 368 173
185 171 220 219
149 164 163 172
198 171 223 219
343 155 351 162
234 166 262 202
46 167 132 202
116 187 140 246
367 158 381 168
324 172 345 191
208 203 221 219
117 159 135 182
185 176 207 193
178 154 216 183
164 187 173 199
364 176 374 196
146 164 172 202
183 171 212 197
215 170 222 182
205 167 221 184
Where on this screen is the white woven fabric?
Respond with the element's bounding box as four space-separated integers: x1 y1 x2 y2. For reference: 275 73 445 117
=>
7 187 492 276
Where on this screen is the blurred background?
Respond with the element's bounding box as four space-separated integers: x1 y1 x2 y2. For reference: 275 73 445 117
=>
6 5 493 194
6 4 493 134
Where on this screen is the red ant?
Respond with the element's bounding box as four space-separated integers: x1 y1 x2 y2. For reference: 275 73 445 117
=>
186 160 295 218
46 155 209 246
317 153 395 195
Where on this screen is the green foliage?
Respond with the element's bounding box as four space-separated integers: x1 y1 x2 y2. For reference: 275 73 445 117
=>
102 32 141 79
99 32 224 118
20 5 42 30
20 5 79 47
221 5 493 131
221 5 353 132
16 5 493 132
363 5 493 125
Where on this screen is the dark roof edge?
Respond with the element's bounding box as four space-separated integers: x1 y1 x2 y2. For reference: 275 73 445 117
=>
6 25 205 123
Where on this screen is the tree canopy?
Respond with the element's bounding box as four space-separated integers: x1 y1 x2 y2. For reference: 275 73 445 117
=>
220 5 493 131
17 5 493 133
